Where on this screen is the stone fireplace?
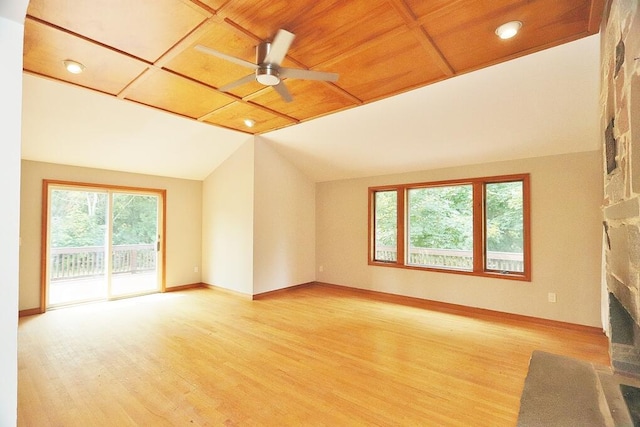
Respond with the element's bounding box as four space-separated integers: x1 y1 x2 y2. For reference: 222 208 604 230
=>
516 3 640 424
601 0 640 378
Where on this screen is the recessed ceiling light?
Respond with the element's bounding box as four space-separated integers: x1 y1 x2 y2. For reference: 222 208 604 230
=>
63 59 85 74
244 119 256 128
495 21 522 40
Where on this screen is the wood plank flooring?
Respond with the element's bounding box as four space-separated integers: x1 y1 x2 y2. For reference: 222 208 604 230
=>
17 283 610 426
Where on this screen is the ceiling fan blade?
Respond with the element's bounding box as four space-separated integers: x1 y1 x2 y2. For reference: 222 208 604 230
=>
195 45 258 70
273 81 293 103
218 74 257 92
279 67 339 82
264 29 295 66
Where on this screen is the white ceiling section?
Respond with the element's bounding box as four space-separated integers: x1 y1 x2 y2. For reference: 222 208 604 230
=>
263 34 601 182
21 74 251 180
21 34 601 182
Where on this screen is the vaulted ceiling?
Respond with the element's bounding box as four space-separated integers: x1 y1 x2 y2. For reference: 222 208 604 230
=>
23 0 604 135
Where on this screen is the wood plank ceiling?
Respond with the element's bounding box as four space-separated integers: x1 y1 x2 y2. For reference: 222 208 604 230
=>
23 0 605 135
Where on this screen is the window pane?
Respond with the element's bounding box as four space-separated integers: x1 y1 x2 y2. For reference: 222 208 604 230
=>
374 191 397 262
407 185 473 270
485 181 524 273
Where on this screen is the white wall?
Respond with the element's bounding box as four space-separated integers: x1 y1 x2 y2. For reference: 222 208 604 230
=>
201 138 316 296
202 139 255 295
253 138 316 294
316 151 604 327
0 1 28 424
19 160 203 310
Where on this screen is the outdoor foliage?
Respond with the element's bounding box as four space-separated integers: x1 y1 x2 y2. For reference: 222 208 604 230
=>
50 190 107 247
485 181 524 252
374 182 523 253
374 191 397 248
112 193 158 246
408 185 473 250
50 190 157 247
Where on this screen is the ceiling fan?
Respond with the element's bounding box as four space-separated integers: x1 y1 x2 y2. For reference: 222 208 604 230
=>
195 29 339 102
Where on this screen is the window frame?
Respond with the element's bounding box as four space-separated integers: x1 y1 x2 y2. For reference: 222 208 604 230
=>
368 174 531 281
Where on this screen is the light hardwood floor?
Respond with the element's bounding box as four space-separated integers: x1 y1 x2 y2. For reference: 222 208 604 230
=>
18 283 609 426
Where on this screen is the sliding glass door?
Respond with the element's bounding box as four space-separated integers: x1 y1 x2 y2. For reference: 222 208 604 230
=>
48 188 109 306
46 183 163 309
110 192 159 297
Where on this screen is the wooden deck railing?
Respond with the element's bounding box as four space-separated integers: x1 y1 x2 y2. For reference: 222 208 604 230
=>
50 244 156 280
375 246 524 272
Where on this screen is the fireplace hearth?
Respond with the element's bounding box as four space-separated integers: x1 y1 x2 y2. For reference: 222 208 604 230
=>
610 293 640 377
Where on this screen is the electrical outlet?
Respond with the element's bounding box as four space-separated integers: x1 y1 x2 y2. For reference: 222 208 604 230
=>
319 266 324 272
194 266 199 273
548 292 557 303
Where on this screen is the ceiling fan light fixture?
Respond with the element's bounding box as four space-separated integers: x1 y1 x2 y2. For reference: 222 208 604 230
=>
495 21 522 39
256 67 280 86
196 29 338 102
63 59 85 74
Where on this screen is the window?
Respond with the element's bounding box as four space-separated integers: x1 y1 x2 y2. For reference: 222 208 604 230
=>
485 181 525 274
368 174 530 281
408 184 473 270
373 190 398 262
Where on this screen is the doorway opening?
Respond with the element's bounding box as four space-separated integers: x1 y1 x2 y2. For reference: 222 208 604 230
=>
42 181 166 310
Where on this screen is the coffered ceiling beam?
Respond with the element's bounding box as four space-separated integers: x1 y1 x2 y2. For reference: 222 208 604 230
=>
386 0 455 76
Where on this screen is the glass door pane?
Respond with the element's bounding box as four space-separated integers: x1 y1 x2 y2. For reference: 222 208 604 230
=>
48 188 108 307
109 192 159 297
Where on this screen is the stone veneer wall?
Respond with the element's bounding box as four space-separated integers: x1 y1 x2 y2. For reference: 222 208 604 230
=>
601 0 640 374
